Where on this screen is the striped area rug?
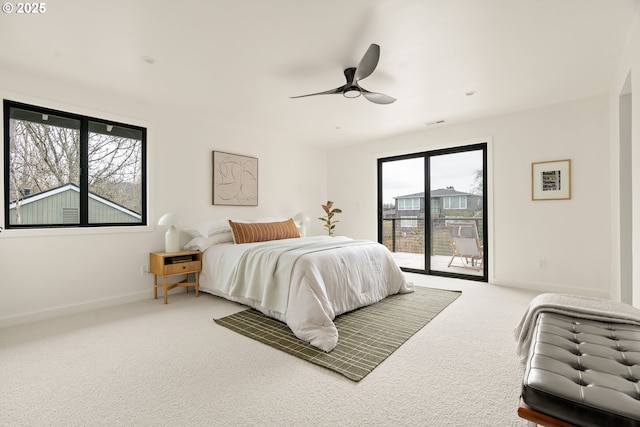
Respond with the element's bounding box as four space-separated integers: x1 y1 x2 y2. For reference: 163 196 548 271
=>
214 286 461 381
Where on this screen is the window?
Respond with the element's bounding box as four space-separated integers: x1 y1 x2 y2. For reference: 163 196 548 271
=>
400 216 418 228
398 197 420 210
443 196 467 210
3 100 146 228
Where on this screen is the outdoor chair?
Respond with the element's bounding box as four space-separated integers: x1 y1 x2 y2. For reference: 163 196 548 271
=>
447 222 483 271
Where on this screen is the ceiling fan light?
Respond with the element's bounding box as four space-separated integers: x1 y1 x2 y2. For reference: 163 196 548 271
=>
343 87 361 98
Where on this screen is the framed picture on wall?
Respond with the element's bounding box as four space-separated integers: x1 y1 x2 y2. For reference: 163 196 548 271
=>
531 159 571 200
212 151 258 206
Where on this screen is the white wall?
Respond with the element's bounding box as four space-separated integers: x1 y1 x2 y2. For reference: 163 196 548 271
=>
610 6 640 307
327 94 611 298
0 68 327 326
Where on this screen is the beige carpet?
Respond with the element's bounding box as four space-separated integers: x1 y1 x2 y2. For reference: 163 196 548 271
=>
215 287 461 381
0 274 539 426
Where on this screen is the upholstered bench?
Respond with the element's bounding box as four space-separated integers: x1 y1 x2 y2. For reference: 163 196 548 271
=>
518 312 640 427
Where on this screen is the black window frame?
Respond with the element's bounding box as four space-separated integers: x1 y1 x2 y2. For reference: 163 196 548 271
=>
3 100 147 229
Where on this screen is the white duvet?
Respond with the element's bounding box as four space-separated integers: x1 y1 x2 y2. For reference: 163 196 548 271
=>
200 236 414 351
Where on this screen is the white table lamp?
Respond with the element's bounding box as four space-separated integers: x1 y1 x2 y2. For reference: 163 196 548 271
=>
294 211 311 237
158 213 184 253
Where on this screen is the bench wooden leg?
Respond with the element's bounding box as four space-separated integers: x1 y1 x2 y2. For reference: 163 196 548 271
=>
518 398 577 427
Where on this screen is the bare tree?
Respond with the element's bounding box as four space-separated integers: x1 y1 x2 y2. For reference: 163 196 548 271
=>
470 169 483 196
88 131 142 212
9 118 142 222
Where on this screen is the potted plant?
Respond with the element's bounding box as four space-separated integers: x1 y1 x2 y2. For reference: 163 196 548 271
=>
319 201 342 236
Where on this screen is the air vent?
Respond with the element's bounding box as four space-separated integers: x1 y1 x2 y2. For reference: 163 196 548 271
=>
62 207 79 224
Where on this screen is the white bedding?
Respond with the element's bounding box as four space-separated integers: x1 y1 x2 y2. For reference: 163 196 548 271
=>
200 236 414 351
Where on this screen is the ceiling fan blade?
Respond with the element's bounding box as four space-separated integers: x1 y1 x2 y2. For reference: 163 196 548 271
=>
290 85 345 99
291 44 394 103
361 89 396 104
354 44 380 81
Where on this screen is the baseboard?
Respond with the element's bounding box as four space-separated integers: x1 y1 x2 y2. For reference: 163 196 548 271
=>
0 290 151 329
490 278 611 300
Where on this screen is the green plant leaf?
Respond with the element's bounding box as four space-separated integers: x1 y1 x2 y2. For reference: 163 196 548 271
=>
319 201 341 236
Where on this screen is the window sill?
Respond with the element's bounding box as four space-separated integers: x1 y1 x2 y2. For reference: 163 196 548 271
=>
0 224 154 238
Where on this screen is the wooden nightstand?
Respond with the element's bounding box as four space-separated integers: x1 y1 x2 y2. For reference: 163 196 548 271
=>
149 250 202 304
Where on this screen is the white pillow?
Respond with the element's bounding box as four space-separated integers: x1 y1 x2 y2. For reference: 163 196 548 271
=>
183 231 234 251
184 219 231 238
230 217 288 224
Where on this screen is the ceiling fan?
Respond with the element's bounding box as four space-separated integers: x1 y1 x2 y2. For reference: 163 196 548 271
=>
290 44 396 105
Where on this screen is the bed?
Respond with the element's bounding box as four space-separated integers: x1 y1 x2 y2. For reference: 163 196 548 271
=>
185 218 414 352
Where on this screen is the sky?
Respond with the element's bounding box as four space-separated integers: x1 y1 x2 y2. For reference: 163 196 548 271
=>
381 150 483 205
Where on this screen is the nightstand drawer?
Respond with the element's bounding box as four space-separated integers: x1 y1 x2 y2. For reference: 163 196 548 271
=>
164 260 201 275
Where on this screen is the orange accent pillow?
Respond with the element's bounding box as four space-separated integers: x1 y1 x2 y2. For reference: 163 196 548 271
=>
228 218 300 244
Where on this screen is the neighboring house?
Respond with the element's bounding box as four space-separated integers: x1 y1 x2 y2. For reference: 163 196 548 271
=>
9 183 141 225
430 188 483 216
391 188 483 227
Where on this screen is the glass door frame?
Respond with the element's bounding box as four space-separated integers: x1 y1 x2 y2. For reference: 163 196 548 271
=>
377 143 488 282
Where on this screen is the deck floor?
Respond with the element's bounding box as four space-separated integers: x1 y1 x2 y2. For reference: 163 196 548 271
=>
392 252 484 277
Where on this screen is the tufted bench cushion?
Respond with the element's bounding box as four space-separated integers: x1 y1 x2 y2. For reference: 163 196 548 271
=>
521 312 640 427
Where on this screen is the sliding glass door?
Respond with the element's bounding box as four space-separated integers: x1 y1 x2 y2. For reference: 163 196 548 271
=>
378 143 487 281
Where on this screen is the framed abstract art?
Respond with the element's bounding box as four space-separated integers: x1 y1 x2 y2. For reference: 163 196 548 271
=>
212 151 258 206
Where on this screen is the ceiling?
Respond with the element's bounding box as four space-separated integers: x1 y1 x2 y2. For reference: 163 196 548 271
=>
1 0 638 148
